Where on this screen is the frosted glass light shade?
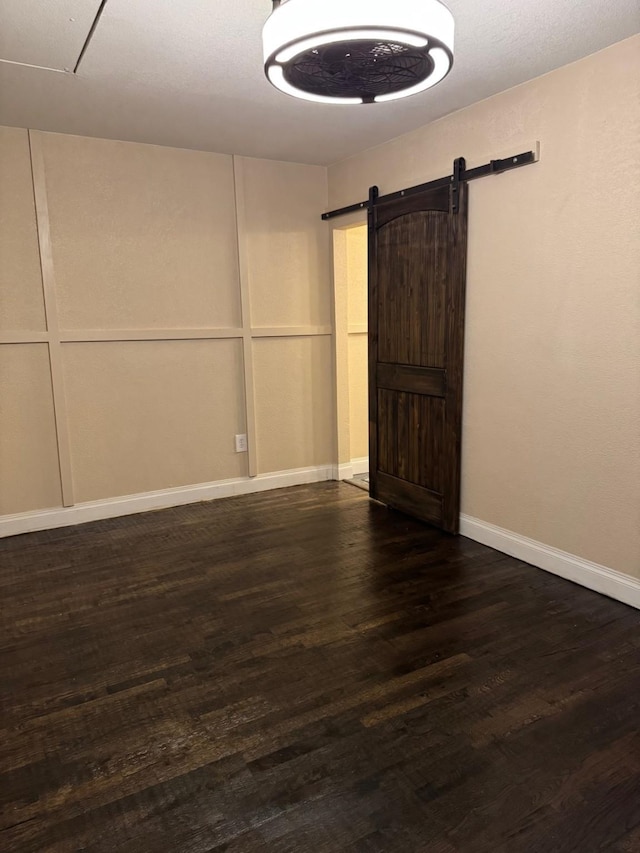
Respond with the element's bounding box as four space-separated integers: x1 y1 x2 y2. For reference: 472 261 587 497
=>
263 0 454 105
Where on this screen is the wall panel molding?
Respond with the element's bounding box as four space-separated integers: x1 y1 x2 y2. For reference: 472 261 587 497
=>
55 327 332 342
252 326 332 337
58 329 244 342
233 156 258 478
28 129 74 507
0 331 49 344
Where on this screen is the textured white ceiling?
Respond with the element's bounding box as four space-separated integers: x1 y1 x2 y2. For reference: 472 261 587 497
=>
0 0 638 165
0 0 103 71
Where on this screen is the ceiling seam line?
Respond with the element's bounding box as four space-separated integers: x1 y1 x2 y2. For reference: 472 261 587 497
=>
0 57 66 73
73 0 110 74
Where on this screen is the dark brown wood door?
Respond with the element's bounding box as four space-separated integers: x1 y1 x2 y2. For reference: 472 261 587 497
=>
368 182 468 533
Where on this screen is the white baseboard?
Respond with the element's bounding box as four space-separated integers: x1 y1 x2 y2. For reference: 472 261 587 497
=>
334 457 370 481
460 514 640 610
333 462 354 481
0 464 335 540
350 457 370 476
4 476 637 611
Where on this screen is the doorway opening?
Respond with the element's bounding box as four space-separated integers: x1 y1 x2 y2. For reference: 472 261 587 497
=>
332 220 369 492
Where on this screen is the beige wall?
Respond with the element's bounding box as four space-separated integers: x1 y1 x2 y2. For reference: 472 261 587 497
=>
346 226 368 461
0 127 46 332
332 228 350 467
0 126 62 515
242 157 331 329
253 336 334 473
332 222 368 467
42 133 243 331
0 342 62 514
0 128 332 514
241 157 333 473
329 36 640 578
61 339 247 502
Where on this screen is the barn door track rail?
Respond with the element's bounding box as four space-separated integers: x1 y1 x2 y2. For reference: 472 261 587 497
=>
321 148 538 221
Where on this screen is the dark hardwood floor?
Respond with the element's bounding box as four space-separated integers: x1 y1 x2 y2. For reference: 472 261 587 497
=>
1 482 639 853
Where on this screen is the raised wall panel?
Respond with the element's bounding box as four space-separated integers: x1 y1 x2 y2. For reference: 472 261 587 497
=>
0 126 46 331
0 344 62 513
62 339 246 502
40 133 242 330
253 336 333 474
241 158 330 328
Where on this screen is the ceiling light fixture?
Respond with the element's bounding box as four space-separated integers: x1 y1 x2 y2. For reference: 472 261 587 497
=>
263 0 454 105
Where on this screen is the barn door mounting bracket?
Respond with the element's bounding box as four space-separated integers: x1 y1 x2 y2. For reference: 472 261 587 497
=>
451 156 466 213
321 147 538 221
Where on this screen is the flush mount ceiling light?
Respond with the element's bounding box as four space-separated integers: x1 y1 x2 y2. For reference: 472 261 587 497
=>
262 0 454 105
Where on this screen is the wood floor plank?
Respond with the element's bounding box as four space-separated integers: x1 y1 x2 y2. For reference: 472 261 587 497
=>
0 482 638 852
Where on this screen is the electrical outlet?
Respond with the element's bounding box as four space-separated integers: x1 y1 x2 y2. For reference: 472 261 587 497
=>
235 434 248 453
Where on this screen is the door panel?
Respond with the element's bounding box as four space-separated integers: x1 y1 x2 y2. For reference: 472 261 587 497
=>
369 182 468 533
377 390 445 491
378 215 448 368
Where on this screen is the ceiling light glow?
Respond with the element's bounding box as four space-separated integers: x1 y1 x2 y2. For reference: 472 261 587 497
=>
275 29 429 64
267 65 364 105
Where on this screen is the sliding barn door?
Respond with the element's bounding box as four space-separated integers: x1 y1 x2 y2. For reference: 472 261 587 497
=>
368 182 468 533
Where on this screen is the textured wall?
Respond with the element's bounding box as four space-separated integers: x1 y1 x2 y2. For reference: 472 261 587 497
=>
0 344 62 514
253 336 334 473
346 226 368 462
241 157 334 473
41 134 242 330
0 128 331 514
332 223 369 467
0 127 62 515
0 126 46 331
62 339 247 502
242 158 330 329
329 36 640 577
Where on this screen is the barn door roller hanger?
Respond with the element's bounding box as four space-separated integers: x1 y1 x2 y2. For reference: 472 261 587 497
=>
321 144 539 220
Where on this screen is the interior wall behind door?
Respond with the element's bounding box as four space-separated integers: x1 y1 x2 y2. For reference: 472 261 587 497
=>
332 223 368 473
346 226 368 464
